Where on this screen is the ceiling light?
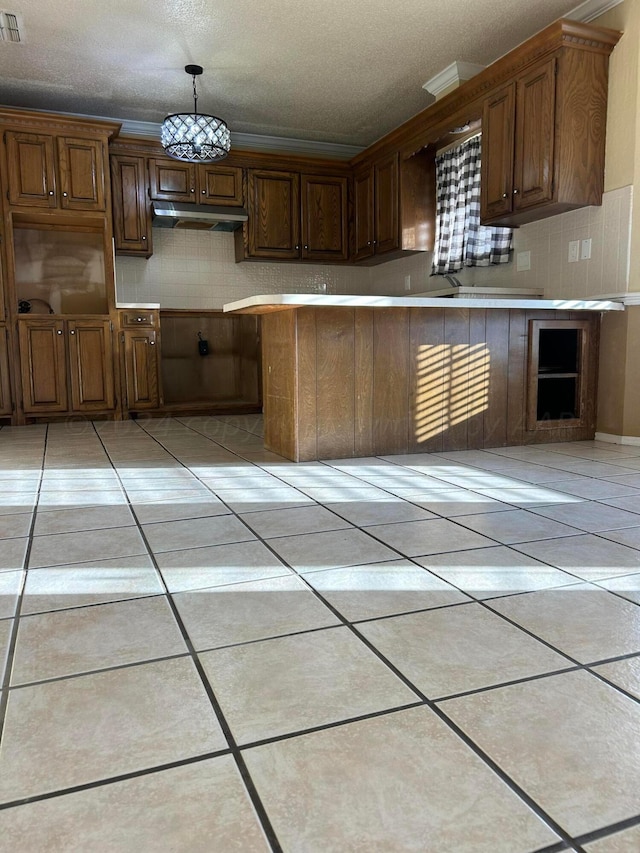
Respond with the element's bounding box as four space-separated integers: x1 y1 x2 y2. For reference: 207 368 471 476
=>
161 64 230 163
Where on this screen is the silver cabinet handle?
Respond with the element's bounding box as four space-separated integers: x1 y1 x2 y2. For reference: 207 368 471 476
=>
201 189 206 194
62 192 68 197
502 193 508 199
56 329 62 335
141 236 146 241
304 245 309 250
190 188 195 193
149 340 155 345
48 190 55 196
513 189 519 195
69 329 75 335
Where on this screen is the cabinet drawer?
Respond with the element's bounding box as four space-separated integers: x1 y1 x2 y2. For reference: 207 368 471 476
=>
120 311 157 328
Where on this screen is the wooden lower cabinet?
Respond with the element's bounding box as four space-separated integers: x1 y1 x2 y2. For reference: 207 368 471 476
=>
122 328 160 410
0 326 13 416
67 319 115 411
18 317 115 416
259 306 600 461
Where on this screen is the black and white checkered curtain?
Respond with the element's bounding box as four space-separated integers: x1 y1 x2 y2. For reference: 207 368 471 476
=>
431 135 512 275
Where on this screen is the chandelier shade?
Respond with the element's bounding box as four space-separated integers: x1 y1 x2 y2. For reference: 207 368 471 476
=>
161 65 231 163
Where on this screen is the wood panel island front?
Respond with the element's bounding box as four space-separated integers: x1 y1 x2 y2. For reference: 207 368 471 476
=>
223 295 623 462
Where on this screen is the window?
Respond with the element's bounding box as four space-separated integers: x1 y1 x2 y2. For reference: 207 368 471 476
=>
431 134 512 275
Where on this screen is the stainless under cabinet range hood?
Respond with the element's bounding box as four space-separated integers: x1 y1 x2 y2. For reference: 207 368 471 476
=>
151 202 248 232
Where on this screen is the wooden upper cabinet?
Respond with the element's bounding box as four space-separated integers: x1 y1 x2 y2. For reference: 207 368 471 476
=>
148 158 243 205
514 60 556 212
199 164 243 205
111 154 152 257
244 169 300 260
5 132 57 208
481 47 610 227
240 168 349 262
148 159 196 202
351 151 431 264
481 83 516 220
374 153 400 255
301 174 348 261
5 130 106 211
67 319 115 412
57 137 106 210
353 167 375 261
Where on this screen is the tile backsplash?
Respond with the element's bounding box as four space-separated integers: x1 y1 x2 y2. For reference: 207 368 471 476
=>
116 186 633 307
115 229 370 308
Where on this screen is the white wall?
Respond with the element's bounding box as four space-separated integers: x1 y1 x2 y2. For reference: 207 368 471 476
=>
116 186 632 306
369 186 633 300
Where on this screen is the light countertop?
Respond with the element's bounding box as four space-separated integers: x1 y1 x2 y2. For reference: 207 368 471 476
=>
115 303 161 310
223 293 625 314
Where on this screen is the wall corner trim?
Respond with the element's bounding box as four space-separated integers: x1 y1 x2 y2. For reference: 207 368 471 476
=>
568 0 624 23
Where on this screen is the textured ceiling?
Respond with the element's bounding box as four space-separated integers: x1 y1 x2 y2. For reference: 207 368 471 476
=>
0 0 592 147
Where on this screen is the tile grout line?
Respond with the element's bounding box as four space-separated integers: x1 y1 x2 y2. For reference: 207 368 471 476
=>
1 420 637 847
100 421 589 846
247 530 588 853
0 424 48 751
91 421 284 853
0 749 232 812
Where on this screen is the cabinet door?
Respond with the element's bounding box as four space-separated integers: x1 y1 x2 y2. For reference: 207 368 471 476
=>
148 159 197 202
57 137 106 211
246 170 300 260
514 58 556 212
0 326 12 416
353 167 375 261
481 83 516 220
111 155 152 256
18 319 68 413
123 329 160 409
5 131 57 208
199 164 243 205
67 319 115 411
374 154 399 255
301 174 348 262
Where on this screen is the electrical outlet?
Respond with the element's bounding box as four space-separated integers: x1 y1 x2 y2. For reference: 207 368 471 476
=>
516 251 531 272
581 238 592 260
404 275 411 291
568 240 580 263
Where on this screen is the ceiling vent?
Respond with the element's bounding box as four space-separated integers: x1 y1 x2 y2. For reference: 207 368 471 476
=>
0 11 23 43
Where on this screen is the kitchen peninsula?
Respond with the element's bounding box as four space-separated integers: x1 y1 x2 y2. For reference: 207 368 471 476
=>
224 294 624 462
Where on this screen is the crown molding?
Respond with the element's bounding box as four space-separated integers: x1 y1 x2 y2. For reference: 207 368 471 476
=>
422 61 486 99
118 119 363 160
567 0 624 23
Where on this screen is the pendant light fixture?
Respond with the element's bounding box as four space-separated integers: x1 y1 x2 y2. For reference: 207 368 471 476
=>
161 64 230 163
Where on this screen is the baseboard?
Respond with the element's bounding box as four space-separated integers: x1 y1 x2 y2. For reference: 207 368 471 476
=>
595 432 640 446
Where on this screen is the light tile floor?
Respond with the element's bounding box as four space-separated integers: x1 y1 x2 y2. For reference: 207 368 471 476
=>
0 415 639 852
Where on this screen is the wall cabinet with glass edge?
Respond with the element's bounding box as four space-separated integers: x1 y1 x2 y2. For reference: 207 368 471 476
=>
527 319 594 431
